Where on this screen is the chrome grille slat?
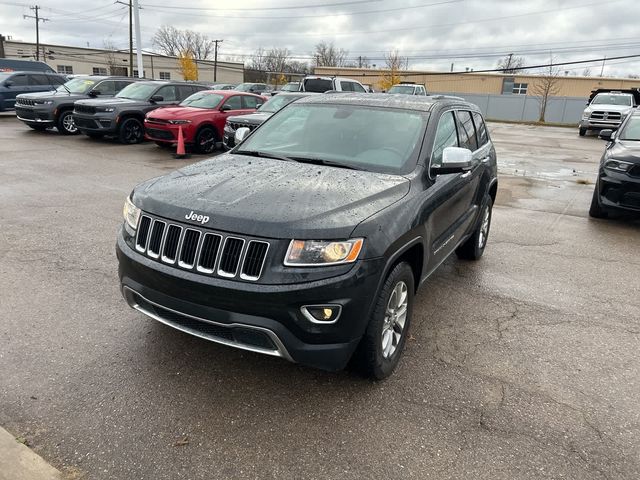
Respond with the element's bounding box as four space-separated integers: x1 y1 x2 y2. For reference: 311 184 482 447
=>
133 214 269 281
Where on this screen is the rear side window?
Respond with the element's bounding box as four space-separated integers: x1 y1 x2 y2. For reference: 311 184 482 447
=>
340 81 354 92
351 82 366 93
242 95 259 109
472 112 488 146
431 111 458 168
177 85 195 100
456 110 478 151
28 74 48 86
155 85 177 101
223 95 242 110
116 81 132 92
96 80 116 96
47 75 66 86
10 74 28 86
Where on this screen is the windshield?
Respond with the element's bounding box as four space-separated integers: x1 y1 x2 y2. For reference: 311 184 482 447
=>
281 82 299 92
592 94 633 106
116 82 157 100
235 103 427 174
180 92 224 108
388 85 415 94
260 94 304 113
303 78 333 93
56 77 97 94
235 83 255 92
619 117 640 140
0 73 12 81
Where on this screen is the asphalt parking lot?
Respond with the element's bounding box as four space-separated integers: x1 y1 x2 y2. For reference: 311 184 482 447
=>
0 118 638 480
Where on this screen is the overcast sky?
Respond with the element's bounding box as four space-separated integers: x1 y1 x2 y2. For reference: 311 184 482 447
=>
1 0 639 77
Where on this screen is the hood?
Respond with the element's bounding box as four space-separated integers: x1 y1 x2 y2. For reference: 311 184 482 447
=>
227 112 273 126
17 90 75 100
585 104 633 114
75 97 147 108
146 106 213 120
132 154 410 239
608 140 640 164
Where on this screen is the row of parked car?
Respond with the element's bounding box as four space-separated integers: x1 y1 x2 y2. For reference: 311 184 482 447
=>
10 73 429 154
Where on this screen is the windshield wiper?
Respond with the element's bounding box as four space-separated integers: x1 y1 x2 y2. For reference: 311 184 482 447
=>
289 157 367 171
60 83 71 94
234 150 298 162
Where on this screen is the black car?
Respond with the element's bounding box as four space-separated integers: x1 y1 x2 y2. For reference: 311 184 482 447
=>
73 81 209 143
117 93 498 379
15 76 139 134
222 92 311 149
0 71 66 111
589 111 640 218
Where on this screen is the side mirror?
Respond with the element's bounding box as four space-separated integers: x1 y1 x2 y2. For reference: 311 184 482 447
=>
150 95 163 103
234 127 251 144
221 104 232 111
4 80 13 87
255 104 262 110
89 90 101 97
599 129 613 140
433 147 473 175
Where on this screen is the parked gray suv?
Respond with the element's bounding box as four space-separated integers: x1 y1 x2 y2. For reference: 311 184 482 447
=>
15 76 139 134
73 81 209 143
0 71 66 111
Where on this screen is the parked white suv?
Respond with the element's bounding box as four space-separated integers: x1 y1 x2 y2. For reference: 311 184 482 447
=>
299 76 367 93
579 90 636 136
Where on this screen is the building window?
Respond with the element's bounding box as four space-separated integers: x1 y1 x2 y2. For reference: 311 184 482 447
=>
512 83 528 95
57 65 73 74
159 71 170 80
92 67 107 75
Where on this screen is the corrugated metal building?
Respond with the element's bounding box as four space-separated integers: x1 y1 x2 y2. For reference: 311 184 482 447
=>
314 67 640 98
0 39 244 84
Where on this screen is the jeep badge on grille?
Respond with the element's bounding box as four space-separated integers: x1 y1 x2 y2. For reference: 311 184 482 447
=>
185 211 210 225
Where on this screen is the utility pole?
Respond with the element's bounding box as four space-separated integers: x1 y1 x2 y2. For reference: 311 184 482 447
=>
129 0 133 76
600 56 606 77
23 6 48 61
358 56 362 68
133 0 143 77
213 39 223 81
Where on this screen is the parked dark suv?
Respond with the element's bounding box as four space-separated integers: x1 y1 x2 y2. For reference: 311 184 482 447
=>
73 81 209 143
589 110 640 218
0 71 66 111
117 93 498 379
15 76 139 134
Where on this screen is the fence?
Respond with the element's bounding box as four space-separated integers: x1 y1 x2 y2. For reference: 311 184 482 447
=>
433 92 587 125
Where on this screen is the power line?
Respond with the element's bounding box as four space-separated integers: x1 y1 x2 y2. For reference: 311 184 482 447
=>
143 0 381 12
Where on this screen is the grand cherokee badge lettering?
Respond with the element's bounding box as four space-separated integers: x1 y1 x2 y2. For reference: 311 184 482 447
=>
185 211 210 225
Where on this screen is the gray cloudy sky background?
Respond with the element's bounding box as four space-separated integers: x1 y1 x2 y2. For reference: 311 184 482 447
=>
1 0 639 76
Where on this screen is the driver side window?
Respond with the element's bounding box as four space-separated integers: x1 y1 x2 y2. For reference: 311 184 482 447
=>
431 111 459 168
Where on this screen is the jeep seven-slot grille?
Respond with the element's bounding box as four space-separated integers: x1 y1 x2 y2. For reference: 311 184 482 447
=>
134 215 269 281
16 98 36 106
74 104 96 114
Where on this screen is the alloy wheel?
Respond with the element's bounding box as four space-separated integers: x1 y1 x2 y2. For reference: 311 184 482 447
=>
62 113 77 133
381 281 408 359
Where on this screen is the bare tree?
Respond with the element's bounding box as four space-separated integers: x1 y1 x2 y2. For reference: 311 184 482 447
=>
103 39 126 75
152 25 215 60
497 53 525 73
531 59 562 122
581 67 593 77
379 49 408 90
263 48 291 74
313 41 348 67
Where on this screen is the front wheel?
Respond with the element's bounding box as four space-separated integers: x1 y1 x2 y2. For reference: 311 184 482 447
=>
354 262 414 380
589 184 608 218
579 128 587 137
57 110 78 135
195 127 217 154
456 195 493 260
118 117 144 144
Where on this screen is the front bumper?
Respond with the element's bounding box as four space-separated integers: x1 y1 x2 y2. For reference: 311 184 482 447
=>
597 167 640 213
579 119 623 131
116 232 383 371
15 105 55 125
73 112 117 134
145 123 193 144
222 124 236 149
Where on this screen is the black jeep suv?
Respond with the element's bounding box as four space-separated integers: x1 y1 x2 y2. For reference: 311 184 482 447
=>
589 110 640 218
73 80 209 143
117 93 498 379
15 76 139 135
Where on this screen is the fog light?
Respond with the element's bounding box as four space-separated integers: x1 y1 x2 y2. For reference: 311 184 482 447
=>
301 305 342 324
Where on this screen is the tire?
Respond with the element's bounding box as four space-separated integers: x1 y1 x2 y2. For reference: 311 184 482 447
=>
456 195 493 261
354 262 415 380
195 126 217 154
579 128 587 137
589 184 608 218
56 110 78 135
28 124 47 131
118 117 144 144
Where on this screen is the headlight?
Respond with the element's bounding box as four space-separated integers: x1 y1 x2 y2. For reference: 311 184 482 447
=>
123 196 141 230
604 159 633 172
582 113 589 120
96 107 115 112
284 239 364 266
34 100 53 105
168 119 192 125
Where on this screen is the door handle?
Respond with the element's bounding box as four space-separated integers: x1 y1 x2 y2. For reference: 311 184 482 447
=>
461 171 471 178
481 156 491 163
